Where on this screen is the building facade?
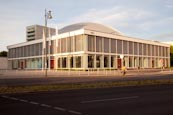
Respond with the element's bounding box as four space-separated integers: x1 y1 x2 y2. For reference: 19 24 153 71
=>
7 22 170 70
26 25 56 41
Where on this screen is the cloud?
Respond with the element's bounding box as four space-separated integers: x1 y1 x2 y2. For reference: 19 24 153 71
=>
57 6 154 29
150 32 173 42
54 6 173 41
54 6 159 35
165 0 173 8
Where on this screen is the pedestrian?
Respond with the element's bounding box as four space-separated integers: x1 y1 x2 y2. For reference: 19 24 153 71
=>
121 66 127 76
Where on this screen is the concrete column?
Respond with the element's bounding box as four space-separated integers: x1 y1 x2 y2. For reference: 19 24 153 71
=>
94 54 96 69
82 54 88 70
114 56 117 69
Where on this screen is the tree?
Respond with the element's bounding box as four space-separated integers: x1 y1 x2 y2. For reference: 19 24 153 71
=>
171 45 173 54
0 51 7 57
170 45 173 67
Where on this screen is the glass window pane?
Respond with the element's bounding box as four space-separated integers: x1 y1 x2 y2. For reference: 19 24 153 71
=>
75 35 83 52
88 55 94 68
76 56 81 68
129 41 133 54
96 36 102 52
96 55 102 68
62 57 67 68
117 40 122 54
139 43 142 55
104 38 109 53
111 39 116 53
123 41 128 54
88 35 95 52
134 42 138 55
104 55 109 68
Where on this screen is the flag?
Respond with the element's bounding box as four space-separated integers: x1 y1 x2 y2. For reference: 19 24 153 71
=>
49 27 51 46
43 28 46 49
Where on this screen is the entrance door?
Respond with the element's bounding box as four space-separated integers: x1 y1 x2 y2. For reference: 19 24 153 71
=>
21 62 24 69
117 58 122 69
50 60 54 69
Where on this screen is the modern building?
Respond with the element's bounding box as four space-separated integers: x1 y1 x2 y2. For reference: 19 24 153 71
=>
7 22 170 70
26 25 56 41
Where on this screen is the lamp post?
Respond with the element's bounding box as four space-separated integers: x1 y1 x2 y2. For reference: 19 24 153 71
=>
44 9 52 77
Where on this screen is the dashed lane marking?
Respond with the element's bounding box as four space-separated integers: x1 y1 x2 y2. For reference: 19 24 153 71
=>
1 95 84 115
53 107 66 111
29 101 39 105
81 96 139 103
69 110 82 115
9 97 19 101
19 99 28 103
40 103 51 108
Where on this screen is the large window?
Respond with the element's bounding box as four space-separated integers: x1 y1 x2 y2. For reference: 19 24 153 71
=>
152 45 155 56
96 36 102 52
104 55 109 68
67 37 71 52
129 57 133 67
117 40 122 54
61 38 66 53
76 56 81 68
139 43 142 55
148 45 151 56
155 46 158 56
75 35 83 52
129 41 133 54
111 56 114 68
134 42 138 55
88 55 94 68
96 55 101 68
104 38 109 53
123 41 128 54
58 58 61 68
111 39 116 53
70 57 73 68
62 57 67 68
88 35 95 52
56 39 61 53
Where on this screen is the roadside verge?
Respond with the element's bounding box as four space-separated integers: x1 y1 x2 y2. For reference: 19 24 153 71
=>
1 79 173 94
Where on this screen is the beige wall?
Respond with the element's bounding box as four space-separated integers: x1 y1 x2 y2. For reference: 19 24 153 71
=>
0 57 8 69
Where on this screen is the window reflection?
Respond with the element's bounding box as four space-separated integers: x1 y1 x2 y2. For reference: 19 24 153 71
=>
88 55 94 68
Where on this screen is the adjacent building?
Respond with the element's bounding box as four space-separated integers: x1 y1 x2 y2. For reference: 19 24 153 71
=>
26 25 56 41
7 22 170 70
0 57 8 69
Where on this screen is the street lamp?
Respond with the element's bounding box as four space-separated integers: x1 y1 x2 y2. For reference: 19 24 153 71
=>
44 9 52 77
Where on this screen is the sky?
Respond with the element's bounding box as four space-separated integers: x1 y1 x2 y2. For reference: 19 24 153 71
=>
0 0 173 51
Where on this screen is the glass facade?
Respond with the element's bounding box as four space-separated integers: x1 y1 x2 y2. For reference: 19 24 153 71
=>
8 32 170 70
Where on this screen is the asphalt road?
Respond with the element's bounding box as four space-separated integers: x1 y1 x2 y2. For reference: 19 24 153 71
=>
1 84 173 115
0 73 173 86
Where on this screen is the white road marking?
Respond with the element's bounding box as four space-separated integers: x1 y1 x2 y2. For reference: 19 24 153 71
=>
81 96 139 103
53 107 66 111
68 110 82 115
1 95 9 98
19 99 28 103
9 97 18 101
1 95 84 115
29 101 39 105
40 104 51 108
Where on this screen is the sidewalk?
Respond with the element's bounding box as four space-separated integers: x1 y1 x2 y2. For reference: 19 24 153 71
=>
0 69 172 79
0 69 172 87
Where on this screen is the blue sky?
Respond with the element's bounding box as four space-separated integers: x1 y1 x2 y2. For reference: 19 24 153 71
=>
0 0 173 51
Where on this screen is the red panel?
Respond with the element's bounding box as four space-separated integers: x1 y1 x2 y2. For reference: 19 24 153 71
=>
50 60 54 69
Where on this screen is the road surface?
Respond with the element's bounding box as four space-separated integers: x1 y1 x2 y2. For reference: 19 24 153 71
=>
1 84 173 115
